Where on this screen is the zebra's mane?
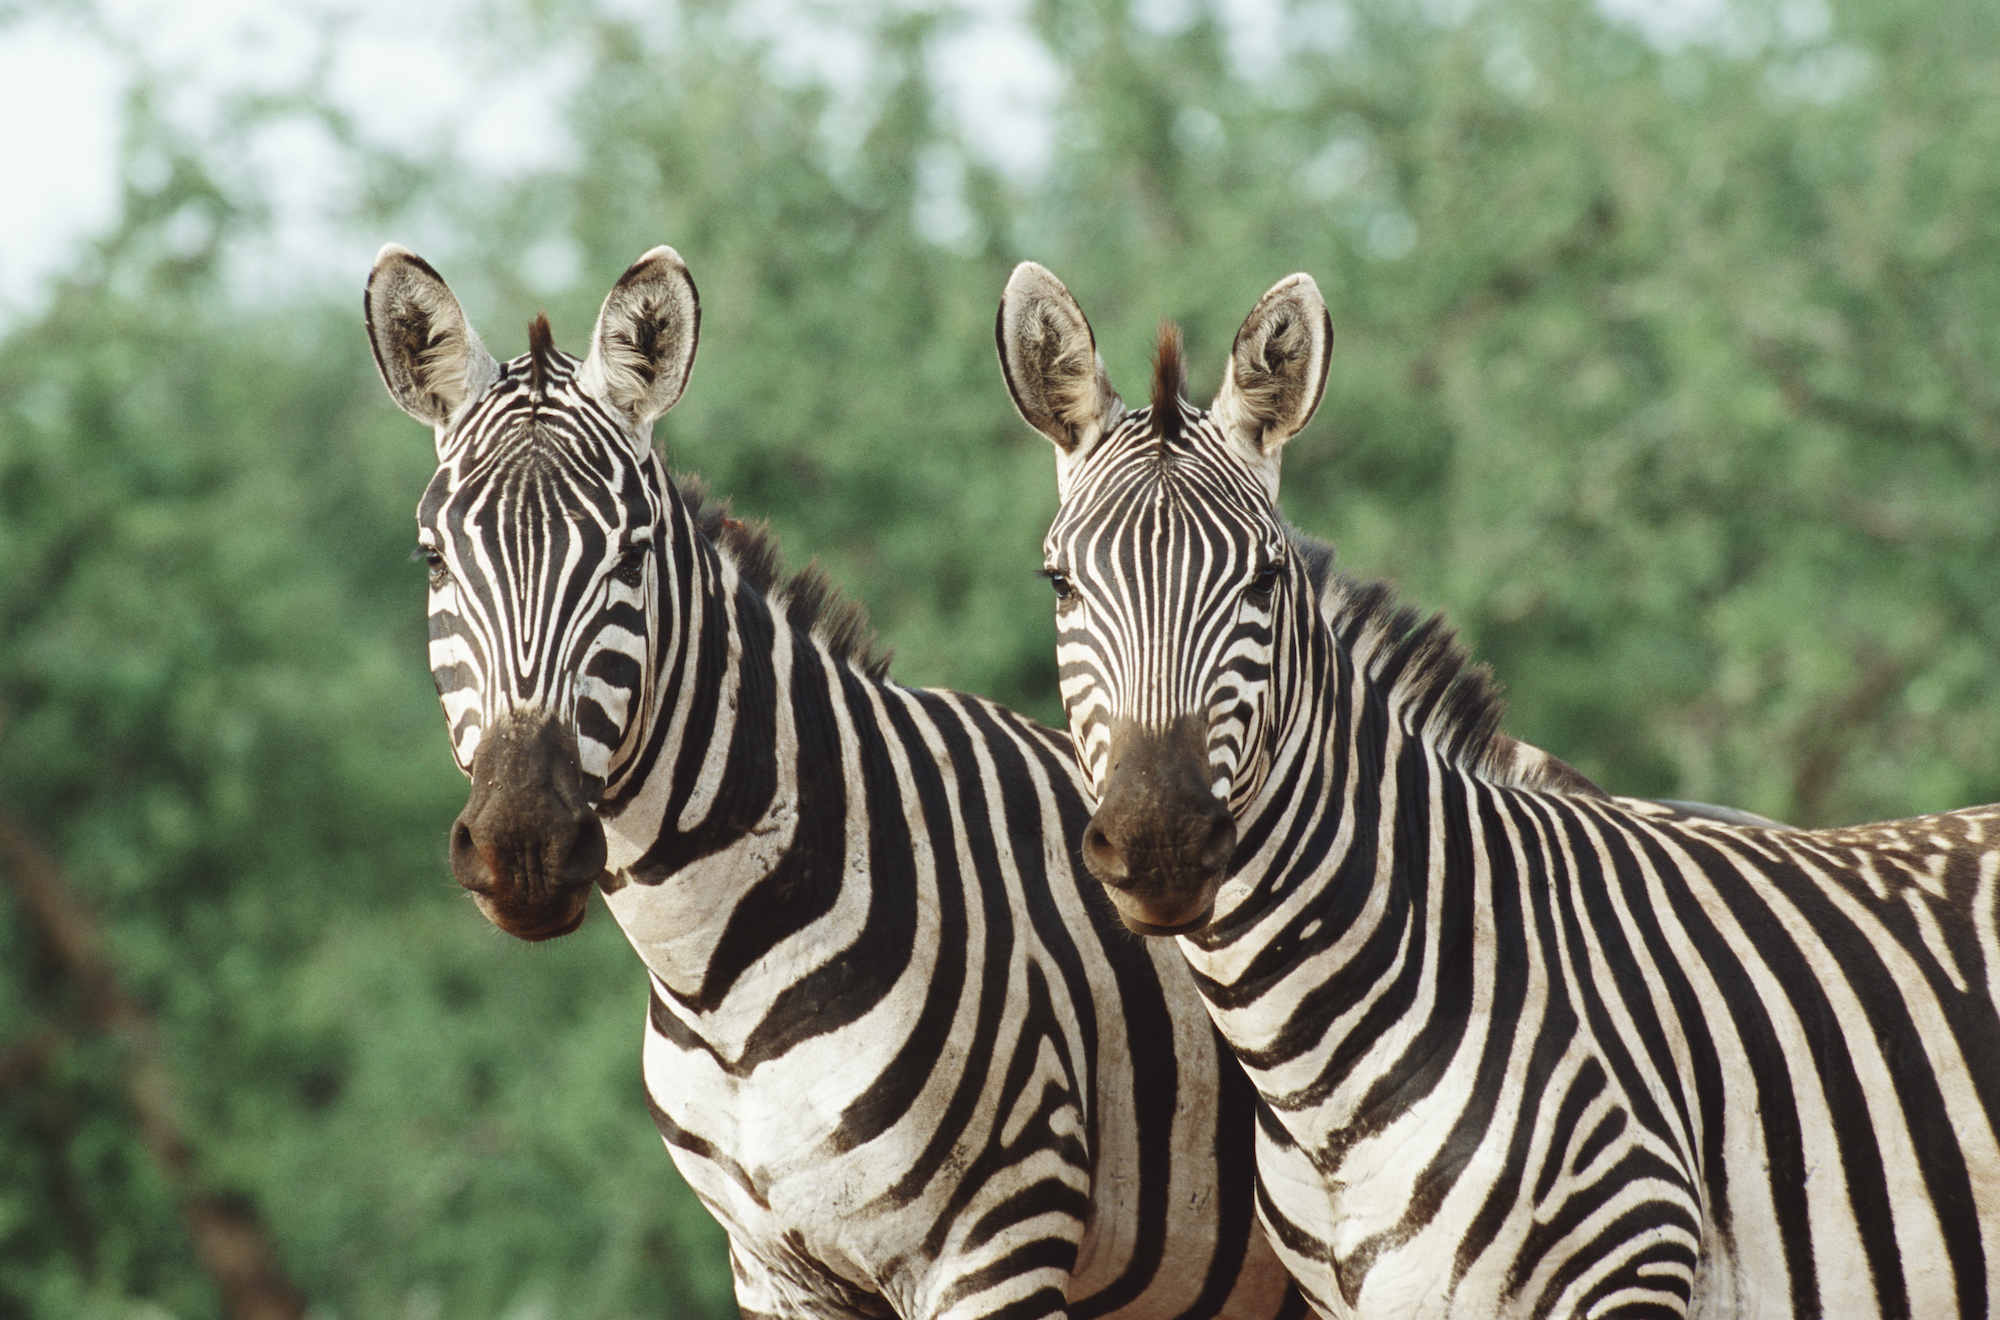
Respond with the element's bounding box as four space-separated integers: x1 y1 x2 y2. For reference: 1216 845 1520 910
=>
671 474 893 681
526 313 556 401
1293 528 1603 797
1151 321 1186 447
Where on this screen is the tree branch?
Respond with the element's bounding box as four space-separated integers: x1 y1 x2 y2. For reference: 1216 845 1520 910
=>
0 809 307 1320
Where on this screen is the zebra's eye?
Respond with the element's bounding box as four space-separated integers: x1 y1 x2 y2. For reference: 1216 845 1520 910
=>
612 545 648 588
414 543 449 587
1045 569 1076 602
1248 565 1282 600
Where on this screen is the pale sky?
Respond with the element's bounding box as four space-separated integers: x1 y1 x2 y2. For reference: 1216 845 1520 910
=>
0 0 1726 326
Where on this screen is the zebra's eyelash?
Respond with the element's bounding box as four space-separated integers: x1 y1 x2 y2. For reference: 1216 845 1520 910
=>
612 542 648 587
1039 566 1079 601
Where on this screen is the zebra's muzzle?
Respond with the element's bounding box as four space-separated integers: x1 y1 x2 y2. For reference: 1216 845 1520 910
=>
1082 715 1237 936
450 709 608 941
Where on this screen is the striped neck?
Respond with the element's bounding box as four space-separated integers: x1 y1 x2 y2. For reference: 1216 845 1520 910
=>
1201 566 1585 944
1199 567 1382 942
595 477 890 1010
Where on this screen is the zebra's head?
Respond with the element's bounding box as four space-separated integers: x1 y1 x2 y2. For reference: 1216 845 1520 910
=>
999 263 1331 936
367 244 699 940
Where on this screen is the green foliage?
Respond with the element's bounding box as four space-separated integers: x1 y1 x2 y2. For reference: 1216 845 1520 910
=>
5 0 2000 1313
0 136 727 1318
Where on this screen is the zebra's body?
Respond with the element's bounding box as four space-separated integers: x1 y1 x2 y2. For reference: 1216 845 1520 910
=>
996 262 2000 1319
365 246 1305 1320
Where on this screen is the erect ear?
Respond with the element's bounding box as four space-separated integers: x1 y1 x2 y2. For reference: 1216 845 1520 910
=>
578 246 700 436
365 244 501 436
997 263 1124 474
1210 273 1332 498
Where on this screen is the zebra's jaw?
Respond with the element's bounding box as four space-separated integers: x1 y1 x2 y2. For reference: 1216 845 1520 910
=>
1079 714 1237 936
449 707 609 941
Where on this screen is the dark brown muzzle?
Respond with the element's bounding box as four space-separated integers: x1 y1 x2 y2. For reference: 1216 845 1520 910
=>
449 709 607 941
1082 715 1237 936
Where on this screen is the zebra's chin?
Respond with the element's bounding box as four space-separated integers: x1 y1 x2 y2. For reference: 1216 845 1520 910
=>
1112 900 1217 938
1084 838 1228 936
467 888 592 942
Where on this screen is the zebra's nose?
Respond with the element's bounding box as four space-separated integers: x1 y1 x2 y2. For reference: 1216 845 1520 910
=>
448 710 607 941
1197 810 1237 875
1083 820 1130 885
1084 796 1235 892
450 819 487 891
449 807 607 896
1080 714 1237 934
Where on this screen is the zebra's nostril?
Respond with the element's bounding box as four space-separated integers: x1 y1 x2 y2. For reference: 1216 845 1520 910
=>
559 816 609 887
1084 822 1130 884
1199 813 1237 876
449 820 494 894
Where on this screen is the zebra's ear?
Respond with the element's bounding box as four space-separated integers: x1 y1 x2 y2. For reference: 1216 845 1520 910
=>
579 246 700 437
1210 273 1332 495
997 263 1124 472
365 244 501 437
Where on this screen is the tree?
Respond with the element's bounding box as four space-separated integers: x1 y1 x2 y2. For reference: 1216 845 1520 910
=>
4 0 1999 1313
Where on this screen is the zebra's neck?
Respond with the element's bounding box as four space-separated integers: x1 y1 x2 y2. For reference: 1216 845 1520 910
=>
594 480 879 1013
1213 566 1587 928
1206 596 1395 939
1198 575 1497 1108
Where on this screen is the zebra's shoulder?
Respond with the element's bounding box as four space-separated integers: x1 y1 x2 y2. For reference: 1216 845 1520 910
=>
671 473 893 681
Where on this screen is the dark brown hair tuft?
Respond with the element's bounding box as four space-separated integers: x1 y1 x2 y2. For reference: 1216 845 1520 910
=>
526 313 555 400
1151 320 1186 446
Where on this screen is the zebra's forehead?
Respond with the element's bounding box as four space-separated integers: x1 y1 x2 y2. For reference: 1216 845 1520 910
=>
1050 411 1278 554
421 431 650 528
420 371 660 532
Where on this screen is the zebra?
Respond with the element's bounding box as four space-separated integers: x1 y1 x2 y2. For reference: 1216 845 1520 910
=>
996 260 2000 1319
363 244 1311 1320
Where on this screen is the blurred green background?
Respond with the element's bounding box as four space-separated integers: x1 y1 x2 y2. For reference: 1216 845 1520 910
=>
4 0 1999 1314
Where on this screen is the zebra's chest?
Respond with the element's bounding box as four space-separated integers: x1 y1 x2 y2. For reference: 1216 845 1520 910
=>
1250 1089 1535 1319
640 983 929 1297
1252 1096 1728 1320
617 863 1102 1315
1204 953 1709 1319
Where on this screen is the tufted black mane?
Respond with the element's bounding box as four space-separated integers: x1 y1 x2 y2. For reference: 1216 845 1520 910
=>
1297 527 1590 795
1150 321 1186 448
672 475 892 681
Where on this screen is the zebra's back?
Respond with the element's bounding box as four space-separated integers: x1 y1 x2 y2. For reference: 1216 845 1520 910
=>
1226 789 2000 1319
